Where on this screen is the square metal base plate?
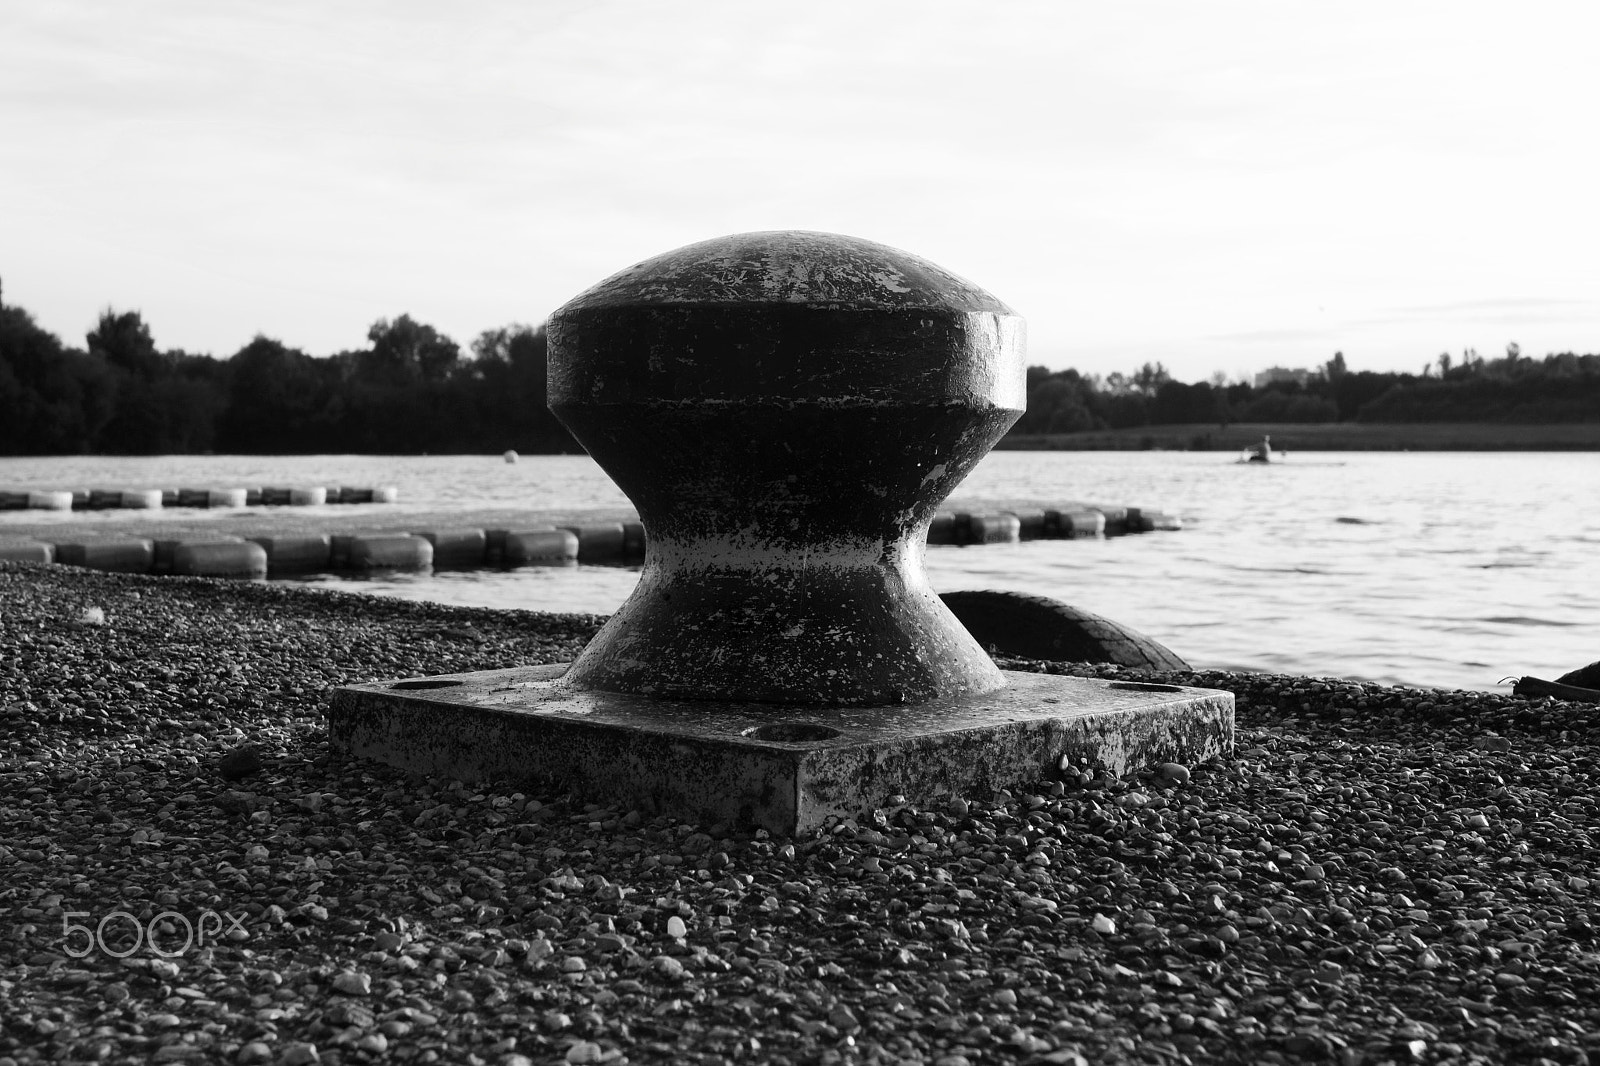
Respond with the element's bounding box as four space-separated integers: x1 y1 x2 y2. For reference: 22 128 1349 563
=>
329 665 1233 835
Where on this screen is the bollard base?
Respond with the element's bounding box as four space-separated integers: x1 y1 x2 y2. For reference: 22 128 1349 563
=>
328 666 1233 835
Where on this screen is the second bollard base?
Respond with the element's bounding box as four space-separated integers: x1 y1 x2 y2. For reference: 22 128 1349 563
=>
329 666 1233 835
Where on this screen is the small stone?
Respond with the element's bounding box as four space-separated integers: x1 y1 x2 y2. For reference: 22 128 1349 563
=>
666 916 687 939
237 1043 272 1064
560 957 587 973
331 971 371 995
373 931 406 952
1114 792 1149 809
215 790 256 815
1157 762 1191 784
79 606 106 626
1092 914 1117 935
653 956 687 981
279 1045 320 1066
829 1005 861 1030
565 1043 603 1065
218 745 265 781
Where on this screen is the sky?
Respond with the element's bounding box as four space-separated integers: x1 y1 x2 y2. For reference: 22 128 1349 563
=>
3 0 1598 382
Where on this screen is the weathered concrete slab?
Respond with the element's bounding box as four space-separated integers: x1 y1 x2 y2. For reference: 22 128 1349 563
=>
329 665 1232 835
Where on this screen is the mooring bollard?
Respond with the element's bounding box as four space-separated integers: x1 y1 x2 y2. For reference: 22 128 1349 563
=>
547 229 1022 705
330 231 1233 833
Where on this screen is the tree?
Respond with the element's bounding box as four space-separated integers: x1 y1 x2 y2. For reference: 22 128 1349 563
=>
1323 351 1347 382
467 323 578 452
1132 361 1172 396
0 305 114 453
218 335 336 452
358 314 461 385
88 309 165 380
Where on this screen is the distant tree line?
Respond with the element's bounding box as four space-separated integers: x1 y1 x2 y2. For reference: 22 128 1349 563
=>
0 299 577 455
3 289 1597 455
1010 346 1600 435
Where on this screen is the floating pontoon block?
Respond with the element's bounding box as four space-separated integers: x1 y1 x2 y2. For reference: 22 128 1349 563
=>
959 512 1022 545
1046 508 1106 539
260 487 293 506
926 513 959 545
245 489 264 506
1129 507 1182 533
176 489 212 508
120 490 163 509
172 539 269 579
503 529 578 566
87 490 123 510
0 539 54 564
155 535 246 575
371 486 399 504
28 491 73 511
55 538 155 574
160 490 179 507
0 492 27 511
1093 505 1129 537
333 534 433 571
338 487 373 504
416 528 489 569
558 522 626 563
248 535 333 574
1012 511 1048 540
209 488 248 509
152 538 188 574
288 486 327 506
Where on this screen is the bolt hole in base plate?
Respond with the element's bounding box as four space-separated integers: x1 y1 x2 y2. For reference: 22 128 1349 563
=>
742 722 844 743
1108 681 1183 693
391 679 466 690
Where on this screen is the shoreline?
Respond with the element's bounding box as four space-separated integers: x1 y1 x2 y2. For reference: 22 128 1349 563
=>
2 564 1597 1064
999 421 1600 452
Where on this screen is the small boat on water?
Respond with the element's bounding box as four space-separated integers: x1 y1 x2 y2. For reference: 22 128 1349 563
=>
1237 435 1283 463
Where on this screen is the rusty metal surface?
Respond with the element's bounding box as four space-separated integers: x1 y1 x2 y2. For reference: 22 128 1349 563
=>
329 666 1234 834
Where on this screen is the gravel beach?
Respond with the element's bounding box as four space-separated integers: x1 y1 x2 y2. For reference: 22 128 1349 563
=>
2 562 1597 1065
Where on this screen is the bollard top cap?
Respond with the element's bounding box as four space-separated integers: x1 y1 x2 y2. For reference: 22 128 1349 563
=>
555 230 1016 315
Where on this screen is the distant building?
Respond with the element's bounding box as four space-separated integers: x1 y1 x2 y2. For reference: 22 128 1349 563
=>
1254 366 1312 388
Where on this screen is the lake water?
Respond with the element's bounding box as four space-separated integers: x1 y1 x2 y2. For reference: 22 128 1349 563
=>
3 451 1596 693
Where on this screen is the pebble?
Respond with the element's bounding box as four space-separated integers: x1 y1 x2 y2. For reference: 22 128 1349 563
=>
331 972 371 995
4 564 1598 1066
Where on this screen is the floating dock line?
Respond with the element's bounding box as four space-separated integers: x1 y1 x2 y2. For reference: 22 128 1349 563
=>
0 504 1181 578
0 486 399 511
